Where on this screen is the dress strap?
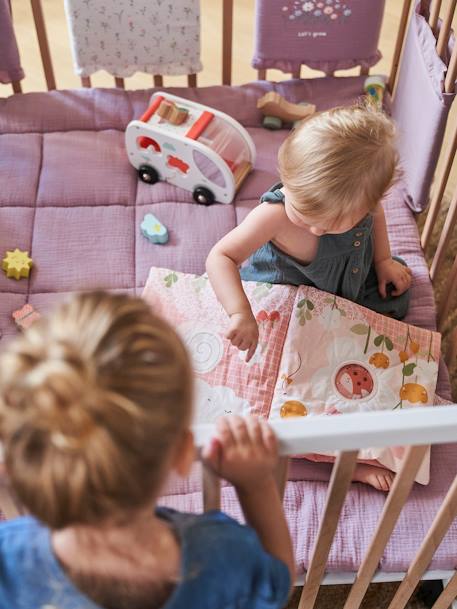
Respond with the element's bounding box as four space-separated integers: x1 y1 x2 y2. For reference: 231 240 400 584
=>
260 182 284 204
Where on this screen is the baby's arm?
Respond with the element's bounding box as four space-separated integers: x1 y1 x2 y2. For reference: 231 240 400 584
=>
206 204 284 361
372 205 412 297
202 416 294 589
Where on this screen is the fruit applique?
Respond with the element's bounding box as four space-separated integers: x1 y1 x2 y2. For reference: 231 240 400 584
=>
334 363 374 400
256 310 280 323
280 400 308 418
369 352 390 369
2 249 33 280
399 383 428 404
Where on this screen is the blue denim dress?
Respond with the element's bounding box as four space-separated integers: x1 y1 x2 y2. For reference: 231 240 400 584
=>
240 184 410 319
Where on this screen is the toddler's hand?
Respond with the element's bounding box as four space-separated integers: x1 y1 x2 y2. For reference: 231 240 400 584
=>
375 258 412 298
202 415 278 492
226 312 259 362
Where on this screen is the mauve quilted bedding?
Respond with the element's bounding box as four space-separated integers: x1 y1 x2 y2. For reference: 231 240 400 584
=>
0 77 455 572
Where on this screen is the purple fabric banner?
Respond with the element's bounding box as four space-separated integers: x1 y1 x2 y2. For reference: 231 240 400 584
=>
0 0 24 84
252 0 385 75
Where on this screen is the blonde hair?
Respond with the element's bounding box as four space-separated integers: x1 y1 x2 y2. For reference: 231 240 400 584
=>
0 292 193 529
278 104 398 224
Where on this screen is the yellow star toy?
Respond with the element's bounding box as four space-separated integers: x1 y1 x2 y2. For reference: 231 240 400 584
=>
2 249 33 280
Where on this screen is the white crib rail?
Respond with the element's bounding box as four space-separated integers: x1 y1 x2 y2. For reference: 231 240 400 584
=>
193 405 457 609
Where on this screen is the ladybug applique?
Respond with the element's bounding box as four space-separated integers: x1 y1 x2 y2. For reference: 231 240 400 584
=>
335 364 374 400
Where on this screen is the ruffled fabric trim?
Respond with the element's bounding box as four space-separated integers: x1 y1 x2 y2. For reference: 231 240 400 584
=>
76 61 203 79
252 51 381 75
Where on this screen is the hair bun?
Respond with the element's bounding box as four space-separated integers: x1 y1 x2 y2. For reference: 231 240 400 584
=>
23 340 96 442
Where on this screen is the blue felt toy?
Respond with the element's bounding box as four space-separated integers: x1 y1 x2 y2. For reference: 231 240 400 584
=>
141 213 169 244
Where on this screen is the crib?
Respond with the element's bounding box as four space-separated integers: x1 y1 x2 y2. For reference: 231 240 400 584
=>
1 0 457 607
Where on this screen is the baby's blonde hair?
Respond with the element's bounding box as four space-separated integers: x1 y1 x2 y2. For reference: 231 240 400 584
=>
278 104 398 224
0 292 192 529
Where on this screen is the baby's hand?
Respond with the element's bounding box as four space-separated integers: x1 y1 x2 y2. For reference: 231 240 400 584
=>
375 258 412 298
202 415 278 492
226 311 259 362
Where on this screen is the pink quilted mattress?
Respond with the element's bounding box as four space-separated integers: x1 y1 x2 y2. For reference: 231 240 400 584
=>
0 76 455 572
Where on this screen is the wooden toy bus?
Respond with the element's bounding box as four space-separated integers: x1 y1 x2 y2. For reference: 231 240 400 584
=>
125 92 256 205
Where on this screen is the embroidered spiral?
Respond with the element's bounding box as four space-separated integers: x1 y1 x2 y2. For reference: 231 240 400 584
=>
185 331 223 373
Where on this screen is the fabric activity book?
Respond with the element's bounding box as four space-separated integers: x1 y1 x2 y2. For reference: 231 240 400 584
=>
143 267 441 484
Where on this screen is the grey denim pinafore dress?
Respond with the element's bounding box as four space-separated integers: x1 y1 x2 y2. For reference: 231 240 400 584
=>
240 185 410 319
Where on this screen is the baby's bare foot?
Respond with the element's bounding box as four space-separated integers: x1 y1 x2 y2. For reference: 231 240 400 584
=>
353 464 394 492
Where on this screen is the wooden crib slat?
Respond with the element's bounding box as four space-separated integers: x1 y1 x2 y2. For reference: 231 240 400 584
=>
437 252 457 330
430 187 457 284
387 473 457 609
298 451 358 609
292 68 301 79
258 69 267 81
436 0 457 59
389 0 414 94
114 77 125 89
222 0 233 85
202 464 221 512
360 66 370 76
343 445 429 609
81 77 91 88
421 121 457 251
30 0 56 91
153 75 163 87
188 74 197 87
445 40 457 93
431 572 457 609
429 0 443 36
12 81 22 94
274 457 290 501
445 328 457 368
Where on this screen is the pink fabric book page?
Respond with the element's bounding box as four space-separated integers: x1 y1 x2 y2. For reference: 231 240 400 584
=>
143 268 441 484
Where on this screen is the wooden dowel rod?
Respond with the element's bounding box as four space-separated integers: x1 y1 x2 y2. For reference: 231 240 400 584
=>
389 0 414 95
114 77 125 89
153 75 163 87
292 67 301 79
437 253 457 331
343 446 429 609
436 0 457 59
30 0 56 90
431 572 457 609
445 328 457 368
360 65 370 76
258 69 267 81
298 451 358 609
202 465 221 512
445 40 457 93
12 80 22 93
274 457 290 501
222 0 233 85
430 187 457 283
387 474 457 609
188 73 197 87
421 121 457 250
81 76 91 88
429 0 443 35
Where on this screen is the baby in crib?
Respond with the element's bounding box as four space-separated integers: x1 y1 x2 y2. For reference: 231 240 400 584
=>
0 292 293 609
207 105 412 492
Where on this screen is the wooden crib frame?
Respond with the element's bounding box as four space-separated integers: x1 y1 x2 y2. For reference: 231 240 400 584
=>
195 407 457 609
5 0 457 370
2 1 457 606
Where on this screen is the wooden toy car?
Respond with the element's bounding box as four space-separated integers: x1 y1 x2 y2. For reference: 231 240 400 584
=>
126 92 256 205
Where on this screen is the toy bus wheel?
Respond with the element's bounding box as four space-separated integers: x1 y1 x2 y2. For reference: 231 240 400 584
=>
138 165 160 185
193 187 215 206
